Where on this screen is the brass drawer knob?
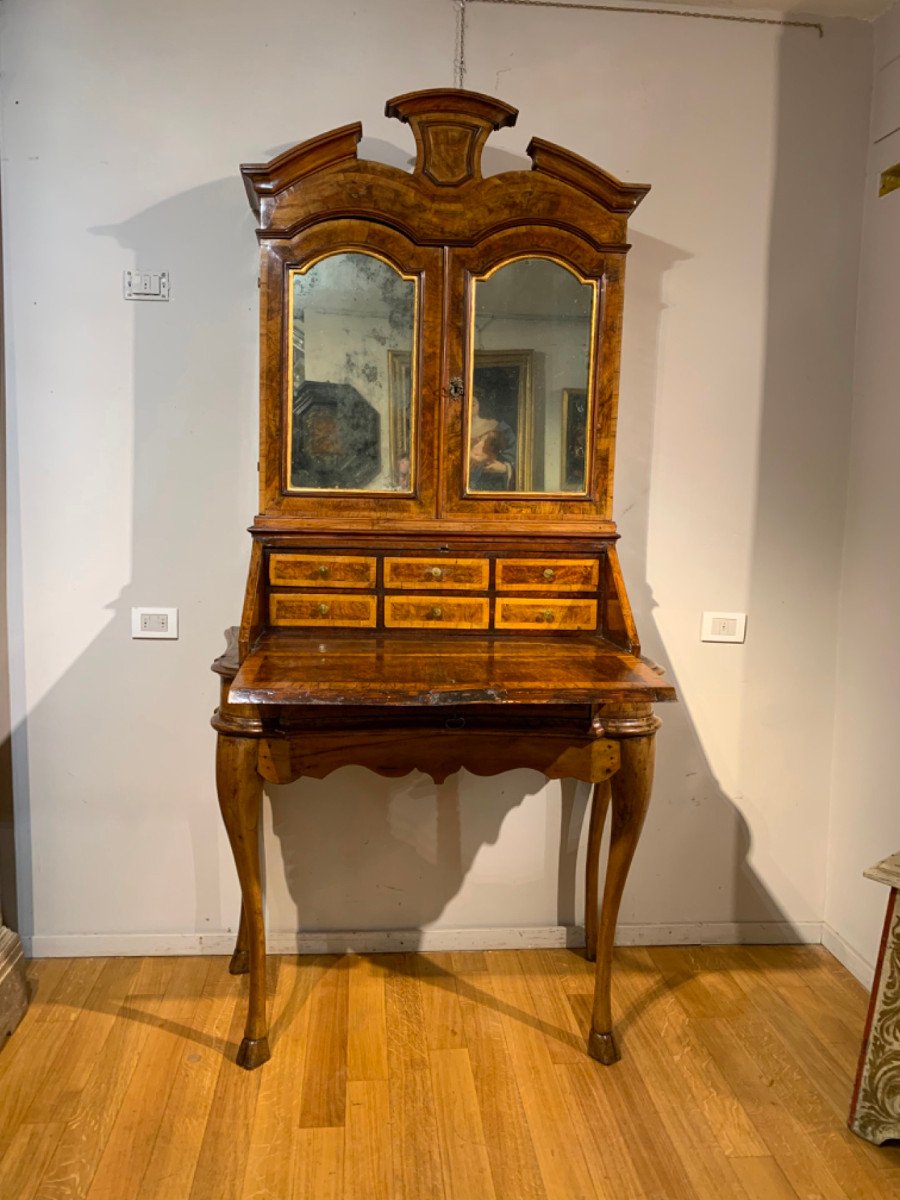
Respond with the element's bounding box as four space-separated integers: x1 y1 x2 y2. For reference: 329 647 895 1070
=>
543 568 555 581
317 565 330 578
430 606 443 619
536 609 555 623
429 566 444 580
317 603 330 617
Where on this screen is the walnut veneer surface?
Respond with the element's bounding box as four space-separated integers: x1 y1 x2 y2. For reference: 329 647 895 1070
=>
212 88 677 1071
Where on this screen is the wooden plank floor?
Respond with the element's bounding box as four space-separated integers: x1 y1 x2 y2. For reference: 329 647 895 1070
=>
1 946 898 1200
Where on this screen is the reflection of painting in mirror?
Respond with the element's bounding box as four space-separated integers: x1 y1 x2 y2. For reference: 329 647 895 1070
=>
469 257 593 495
387 351 413 491
561 389 588 492
289 251 416 492
468 352 533 491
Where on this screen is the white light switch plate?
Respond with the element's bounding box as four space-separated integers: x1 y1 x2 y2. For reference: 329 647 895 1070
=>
124 270 169 300
131 607 179 639
701 611 746 643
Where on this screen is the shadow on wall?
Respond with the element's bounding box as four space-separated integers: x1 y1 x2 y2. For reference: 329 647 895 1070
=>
7 138 795 959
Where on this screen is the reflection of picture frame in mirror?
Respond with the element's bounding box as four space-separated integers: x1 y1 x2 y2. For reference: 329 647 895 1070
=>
561 388 588 492
468 349 534 492
387 350 413 491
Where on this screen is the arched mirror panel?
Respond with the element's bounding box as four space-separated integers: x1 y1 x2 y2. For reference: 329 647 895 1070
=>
466 257 596 496
288 251 417 493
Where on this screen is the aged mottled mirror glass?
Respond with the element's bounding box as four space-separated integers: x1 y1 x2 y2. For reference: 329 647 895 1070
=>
289 252 416 491
467 257 594 494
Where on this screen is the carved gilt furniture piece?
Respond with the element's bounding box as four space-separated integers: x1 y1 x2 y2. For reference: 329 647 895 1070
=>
848 853 900 1144
212 89 676 1070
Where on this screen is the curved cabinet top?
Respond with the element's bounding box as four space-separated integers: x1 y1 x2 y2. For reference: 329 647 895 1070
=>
240 88 649 248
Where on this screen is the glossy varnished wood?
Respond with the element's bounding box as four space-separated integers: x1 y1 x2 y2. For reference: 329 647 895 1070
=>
228 632 675 708
3 949 898 1200
215 89 677 1071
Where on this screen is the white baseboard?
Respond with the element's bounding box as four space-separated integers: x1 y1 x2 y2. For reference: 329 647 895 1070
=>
821 922 875 989
23 920 823 959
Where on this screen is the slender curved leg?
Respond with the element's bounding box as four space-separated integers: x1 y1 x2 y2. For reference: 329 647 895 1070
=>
588 733 656 1065
584 780 611 963
216 734 270 1069
229 902 249 975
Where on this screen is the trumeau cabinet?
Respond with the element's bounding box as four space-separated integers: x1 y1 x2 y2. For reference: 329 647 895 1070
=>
212 89 676 1070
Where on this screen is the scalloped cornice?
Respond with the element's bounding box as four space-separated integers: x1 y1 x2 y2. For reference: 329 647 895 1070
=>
528 138 650 214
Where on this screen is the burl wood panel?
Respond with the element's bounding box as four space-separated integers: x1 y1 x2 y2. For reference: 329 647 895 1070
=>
269 554 376 589
384 596 489 630
496 558 599 593
495 598 597 631
384 557 489 590
269 594 377 628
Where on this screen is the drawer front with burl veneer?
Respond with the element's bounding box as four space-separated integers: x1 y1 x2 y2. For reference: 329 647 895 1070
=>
384 596 490 630
495 598 597 631
384 557 489 591
270 593 377 628
269 554 376 589
496 558 599 593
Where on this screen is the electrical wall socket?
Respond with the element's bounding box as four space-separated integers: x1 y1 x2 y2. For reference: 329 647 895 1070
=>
131 607 178 639
701 611 747 643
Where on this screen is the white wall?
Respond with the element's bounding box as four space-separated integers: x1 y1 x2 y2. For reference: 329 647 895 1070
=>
0 0 873 956
826 2 900 984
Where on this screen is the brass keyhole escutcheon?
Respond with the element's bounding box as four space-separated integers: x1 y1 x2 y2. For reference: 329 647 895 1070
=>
430 566 444 580
317 603 330 617
448 376 465 399
539 610 555 623
430 606 443 619
543 568 555 581
317 565 329 577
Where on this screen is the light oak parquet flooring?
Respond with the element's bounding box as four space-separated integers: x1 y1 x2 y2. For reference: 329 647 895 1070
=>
0 946 898 1200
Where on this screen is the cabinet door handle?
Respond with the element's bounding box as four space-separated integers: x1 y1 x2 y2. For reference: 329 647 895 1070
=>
317 603 330 617
429 566 444 580
543 568 555 581
430 606 443 619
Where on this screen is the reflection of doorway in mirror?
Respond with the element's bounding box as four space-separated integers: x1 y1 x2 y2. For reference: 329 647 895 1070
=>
467 350 536 492
561 388 588 492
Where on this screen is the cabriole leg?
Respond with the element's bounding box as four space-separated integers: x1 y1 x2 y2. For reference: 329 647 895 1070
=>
216 733 270 1069
589 727 656 1065
229 901 249 975
584 779 611 963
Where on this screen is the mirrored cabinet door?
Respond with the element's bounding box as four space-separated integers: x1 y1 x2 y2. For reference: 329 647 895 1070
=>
289 251 417 493
466 257 595 495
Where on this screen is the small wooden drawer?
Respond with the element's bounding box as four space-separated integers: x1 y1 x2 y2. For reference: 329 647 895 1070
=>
269 554 376 589
270 593 376 628
384 557 489 591
384 595 489 630
496 558 599 593
495 598 597 631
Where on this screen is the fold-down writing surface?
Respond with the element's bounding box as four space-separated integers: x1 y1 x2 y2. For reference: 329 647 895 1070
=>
230 632 675 707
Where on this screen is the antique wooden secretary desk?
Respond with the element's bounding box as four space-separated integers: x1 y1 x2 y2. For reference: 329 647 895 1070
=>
212 89 676 1070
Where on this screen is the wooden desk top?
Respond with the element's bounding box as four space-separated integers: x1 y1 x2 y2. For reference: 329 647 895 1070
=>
227 631 676 708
